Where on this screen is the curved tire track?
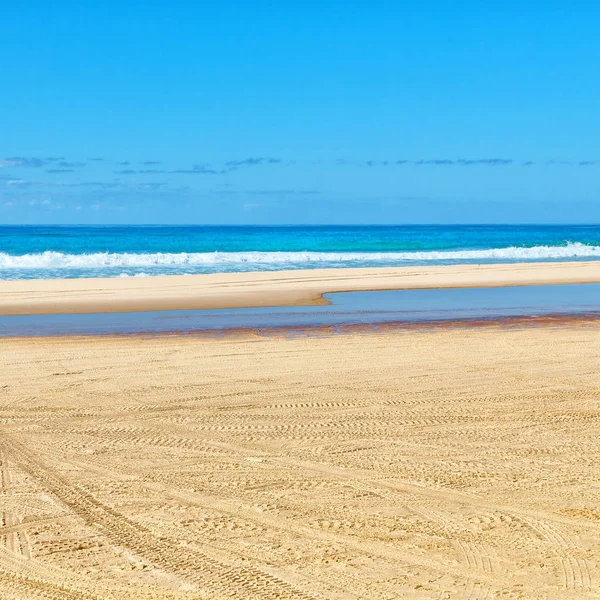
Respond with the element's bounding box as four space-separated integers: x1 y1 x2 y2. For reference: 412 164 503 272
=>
0 436 317 600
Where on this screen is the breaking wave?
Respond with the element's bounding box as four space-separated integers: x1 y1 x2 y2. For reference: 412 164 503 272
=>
1 242 600 273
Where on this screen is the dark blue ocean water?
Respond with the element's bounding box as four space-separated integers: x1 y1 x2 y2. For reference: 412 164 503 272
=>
1 225 600 279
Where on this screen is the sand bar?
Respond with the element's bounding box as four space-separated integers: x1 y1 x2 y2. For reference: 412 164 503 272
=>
1 323 599 598
1 260 600 315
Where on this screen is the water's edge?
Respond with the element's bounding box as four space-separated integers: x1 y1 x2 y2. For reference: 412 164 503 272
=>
3 224 600 279
1 284 599 337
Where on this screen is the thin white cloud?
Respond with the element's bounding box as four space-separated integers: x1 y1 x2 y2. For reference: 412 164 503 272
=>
0 160 20 168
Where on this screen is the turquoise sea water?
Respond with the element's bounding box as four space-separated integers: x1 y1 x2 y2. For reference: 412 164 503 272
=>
1 225 600 280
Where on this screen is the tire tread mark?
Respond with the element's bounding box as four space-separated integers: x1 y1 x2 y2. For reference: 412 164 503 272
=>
517 516 592 590
0 568 103 600
1 437 318 600
412 507 494 600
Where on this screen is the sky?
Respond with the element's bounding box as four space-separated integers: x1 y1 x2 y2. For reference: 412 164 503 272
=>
1 1 599 224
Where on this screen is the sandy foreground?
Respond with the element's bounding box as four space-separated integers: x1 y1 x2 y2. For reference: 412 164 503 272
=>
1 324 600 599
2 260 600 315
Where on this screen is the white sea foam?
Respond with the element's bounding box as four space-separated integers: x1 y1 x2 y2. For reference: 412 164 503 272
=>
1 242 599 271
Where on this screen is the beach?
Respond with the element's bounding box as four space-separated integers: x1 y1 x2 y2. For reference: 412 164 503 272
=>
4 1 600 596
2 260 600 315
1 262 600 598
1 320 600 598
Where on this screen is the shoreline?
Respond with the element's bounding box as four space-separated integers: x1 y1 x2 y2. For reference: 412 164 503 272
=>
2 310 599 342
1 260 600 315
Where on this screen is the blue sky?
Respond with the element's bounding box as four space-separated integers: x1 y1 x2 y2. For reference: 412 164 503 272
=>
1 1 598 224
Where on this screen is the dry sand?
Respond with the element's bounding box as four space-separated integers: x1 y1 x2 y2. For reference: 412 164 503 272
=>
2 260 600 315
1 323 600 599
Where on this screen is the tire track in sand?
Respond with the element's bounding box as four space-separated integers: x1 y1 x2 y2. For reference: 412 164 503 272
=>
517 516 592 591
0 436 318 600
0 568 103 600
1 449 32 561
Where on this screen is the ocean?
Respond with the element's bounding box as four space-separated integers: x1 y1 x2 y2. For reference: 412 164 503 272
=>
1 225 600 280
